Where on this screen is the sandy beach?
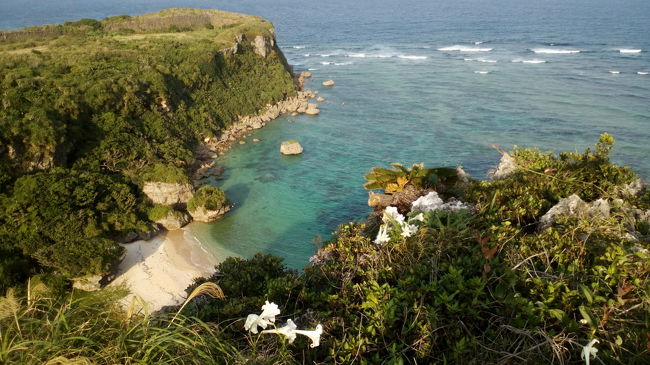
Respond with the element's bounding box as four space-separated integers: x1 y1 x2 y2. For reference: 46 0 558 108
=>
109 227 218 312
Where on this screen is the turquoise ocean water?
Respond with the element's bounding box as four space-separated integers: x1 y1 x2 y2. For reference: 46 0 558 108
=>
2 0 649 268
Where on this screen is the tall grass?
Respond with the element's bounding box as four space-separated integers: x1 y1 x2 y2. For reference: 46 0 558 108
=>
0 284 241 364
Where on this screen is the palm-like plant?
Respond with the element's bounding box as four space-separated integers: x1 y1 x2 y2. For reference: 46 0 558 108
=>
364 163 458 193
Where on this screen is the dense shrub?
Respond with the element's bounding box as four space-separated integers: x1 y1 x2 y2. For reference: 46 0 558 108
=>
188 185 230 212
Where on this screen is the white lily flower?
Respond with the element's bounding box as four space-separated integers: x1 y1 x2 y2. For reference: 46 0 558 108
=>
374 224 391 244
400 222 418 237
383 206 405 224
260 319 298 343
294 324 324 348
581 339 599 365
411 213 425 222
244 301 281 333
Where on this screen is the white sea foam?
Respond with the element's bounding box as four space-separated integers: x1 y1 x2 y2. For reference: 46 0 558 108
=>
398 55 428 60
438 45 493 52
303 53 311 57
464 57 497 63
474 71 490 74
620 49 642 53
320 61 333 65
474 41 483 45
531 48 580 54
292 45 306 49
638 72 649 75
307 68 318 71
348 53 366 58
320 54 333 57
334 62 353 66
609 71 620 74
512 58 546 64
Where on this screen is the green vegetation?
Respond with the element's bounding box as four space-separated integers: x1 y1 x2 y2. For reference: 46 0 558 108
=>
0 279 240 364
0 9 295 289
188 185 229 212
364 163 460 193
180 135 648 363
1 135 648 363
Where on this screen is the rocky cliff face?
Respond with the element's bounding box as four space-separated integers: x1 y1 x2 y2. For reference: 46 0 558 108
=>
142 182 195 206
252 35 275 57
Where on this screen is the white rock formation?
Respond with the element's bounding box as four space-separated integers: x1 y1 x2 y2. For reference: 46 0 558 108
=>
142 182 194 206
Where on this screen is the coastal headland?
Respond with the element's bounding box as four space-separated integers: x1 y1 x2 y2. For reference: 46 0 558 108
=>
0 8 322 306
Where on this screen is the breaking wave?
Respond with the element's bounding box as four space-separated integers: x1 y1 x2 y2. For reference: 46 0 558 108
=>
512 59 546 64
531 48 580 54
438 45 493 52
464 57 497 63
619 49 642 53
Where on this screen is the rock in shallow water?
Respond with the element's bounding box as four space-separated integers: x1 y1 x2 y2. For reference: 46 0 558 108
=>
280 140 304 155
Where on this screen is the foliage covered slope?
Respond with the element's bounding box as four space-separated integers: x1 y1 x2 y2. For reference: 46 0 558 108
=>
0 9 296 289
1 136 648 364
183 135 649 364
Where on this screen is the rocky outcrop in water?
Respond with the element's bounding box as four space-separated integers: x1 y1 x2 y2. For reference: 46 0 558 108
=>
280 141 304 155
188 205 232 223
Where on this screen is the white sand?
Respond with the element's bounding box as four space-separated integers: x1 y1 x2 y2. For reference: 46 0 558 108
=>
109 227 217 312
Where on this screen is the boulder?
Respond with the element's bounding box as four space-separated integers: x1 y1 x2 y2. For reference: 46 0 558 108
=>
280 141 303 155
305 103 320 115
538 195 611 230
189 205 232 223
368 192 394 209
297 101 309 113
155 211 191 230
142 182 194 206
316 96 325 102
490 152 517 180
253 138 260 143
72 274 103 292
300 71 312 78
322 80 335 87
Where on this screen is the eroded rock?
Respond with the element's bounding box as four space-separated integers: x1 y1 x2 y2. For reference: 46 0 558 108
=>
538 195 611 230
142 182 194 206
490 152 517 180
155 211 192 230
189 205 232 223
280 141 303 155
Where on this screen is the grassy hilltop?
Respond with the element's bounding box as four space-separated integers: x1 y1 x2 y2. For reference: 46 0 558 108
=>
0 9 296 288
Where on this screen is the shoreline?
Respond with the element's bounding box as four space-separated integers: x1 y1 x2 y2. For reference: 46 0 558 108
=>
111 71 321 311
109 227 217 312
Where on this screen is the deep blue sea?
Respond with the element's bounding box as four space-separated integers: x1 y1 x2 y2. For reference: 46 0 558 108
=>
2 0 649 268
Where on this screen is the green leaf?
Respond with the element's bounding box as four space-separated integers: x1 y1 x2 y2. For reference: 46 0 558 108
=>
579 284 594 304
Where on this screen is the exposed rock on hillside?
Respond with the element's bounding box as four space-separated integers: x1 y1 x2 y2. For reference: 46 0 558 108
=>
490 151 517 180
155 210 192 230
143 182 194 206
538 194 611 230
71 274 103 292
252 35 275 57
